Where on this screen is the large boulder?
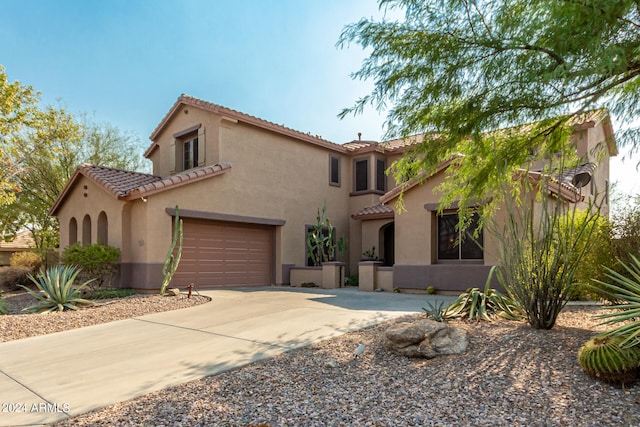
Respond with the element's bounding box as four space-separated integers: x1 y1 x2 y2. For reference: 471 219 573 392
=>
384 319 468 358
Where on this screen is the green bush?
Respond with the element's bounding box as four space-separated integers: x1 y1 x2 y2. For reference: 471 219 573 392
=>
344 274 359 287
20 265 94 313
62 243 120 289
0 266 35 291
9 251 43 271
0 293 7 315
568 210 614 300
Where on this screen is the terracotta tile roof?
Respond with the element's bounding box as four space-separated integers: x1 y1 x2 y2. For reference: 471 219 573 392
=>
148 94 347 154
80 164 162 198
351 204 394 220
49 163 232 215
126 163 231 199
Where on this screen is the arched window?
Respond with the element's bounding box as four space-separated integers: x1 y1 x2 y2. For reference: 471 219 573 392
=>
82 215 92 246
97 211 108 245
69 217 78 245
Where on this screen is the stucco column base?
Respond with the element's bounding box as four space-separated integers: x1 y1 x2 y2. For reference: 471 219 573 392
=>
358 261 382 292
321 262 345 289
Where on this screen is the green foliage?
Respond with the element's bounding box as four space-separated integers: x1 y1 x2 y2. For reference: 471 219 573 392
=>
338 0 639 212
306 201 337 266
0 292 7 315
161 206 183 295
422 299 447 322
9 251 43 271
444 268 523 322
0 266 33 291
0 67 149 249
20 265 94 313
578 335 640 385
62 243 120 289
87 288 134 300
492 183 600 329
0 65 39 206
568 210 614 300
344 274 359 287
590 254 640 349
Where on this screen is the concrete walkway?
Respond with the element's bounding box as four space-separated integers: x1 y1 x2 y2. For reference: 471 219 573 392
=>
0 287 451 426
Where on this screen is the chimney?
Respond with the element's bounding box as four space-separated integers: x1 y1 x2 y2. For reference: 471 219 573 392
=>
358 132 362 141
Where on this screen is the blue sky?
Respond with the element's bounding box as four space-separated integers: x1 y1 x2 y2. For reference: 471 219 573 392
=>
1 0 638 199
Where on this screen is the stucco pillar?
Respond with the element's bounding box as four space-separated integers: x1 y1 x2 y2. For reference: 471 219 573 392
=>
358 261 382 292
321 262 345 289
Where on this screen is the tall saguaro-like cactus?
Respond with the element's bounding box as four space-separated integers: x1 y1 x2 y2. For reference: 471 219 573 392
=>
160 206 183 295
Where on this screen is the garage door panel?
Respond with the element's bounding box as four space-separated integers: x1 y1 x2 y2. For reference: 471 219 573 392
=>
172 219 273 288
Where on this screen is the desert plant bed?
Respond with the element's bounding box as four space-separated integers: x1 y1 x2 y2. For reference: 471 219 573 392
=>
51 305 640 427
0 290 209 342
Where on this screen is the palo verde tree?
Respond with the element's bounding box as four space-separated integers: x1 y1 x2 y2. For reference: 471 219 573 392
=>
338 0 640 211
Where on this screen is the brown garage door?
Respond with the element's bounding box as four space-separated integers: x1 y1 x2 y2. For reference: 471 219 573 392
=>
172 219 274 288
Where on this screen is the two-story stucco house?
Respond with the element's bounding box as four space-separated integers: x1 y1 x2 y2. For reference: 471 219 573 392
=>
49 95 616 292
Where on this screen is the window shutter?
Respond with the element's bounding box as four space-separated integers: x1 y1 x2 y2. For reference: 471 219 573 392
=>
169 138 176 174
197 127 205 166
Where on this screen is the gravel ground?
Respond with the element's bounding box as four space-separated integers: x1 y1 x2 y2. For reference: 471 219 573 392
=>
0 291 210 342
41 304 640 427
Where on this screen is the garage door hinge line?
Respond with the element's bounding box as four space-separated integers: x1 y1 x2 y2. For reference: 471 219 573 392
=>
131 318 290 349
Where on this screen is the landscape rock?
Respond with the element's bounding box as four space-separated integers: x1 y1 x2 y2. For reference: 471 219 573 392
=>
384 319 468 358
166 288 181 296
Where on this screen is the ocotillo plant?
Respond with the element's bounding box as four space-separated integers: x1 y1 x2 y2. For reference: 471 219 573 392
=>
160 206 183 295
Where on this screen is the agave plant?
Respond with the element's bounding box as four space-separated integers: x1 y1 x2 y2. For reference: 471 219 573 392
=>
20 265 95 313
590 254 640 348
422 299 448 322
444 267 523 321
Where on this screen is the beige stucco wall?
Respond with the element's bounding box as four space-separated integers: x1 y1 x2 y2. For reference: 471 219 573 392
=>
140 109 355 283
56 176 126 252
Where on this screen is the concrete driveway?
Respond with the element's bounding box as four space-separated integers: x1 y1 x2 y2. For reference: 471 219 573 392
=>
0 287 450 426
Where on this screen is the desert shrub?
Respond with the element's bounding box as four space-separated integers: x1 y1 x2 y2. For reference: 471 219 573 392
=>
0 266 35 291
20 265 94 313
491 184 600 330
566 211 614 300
0 293 7 315
344 274 359 287
62 243 120 289
88 288 135 300
9 251 43 271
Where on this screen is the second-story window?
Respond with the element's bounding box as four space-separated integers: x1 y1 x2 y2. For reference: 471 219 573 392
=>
183 136 198 171
354 159 368 192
